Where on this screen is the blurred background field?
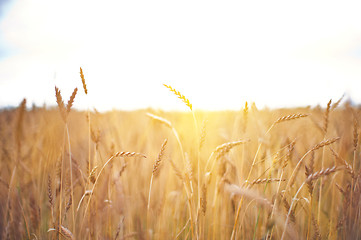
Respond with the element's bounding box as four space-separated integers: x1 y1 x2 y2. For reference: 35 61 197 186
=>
1 96 360 239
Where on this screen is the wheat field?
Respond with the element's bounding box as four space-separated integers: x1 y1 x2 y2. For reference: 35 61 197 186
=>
0 71 360 239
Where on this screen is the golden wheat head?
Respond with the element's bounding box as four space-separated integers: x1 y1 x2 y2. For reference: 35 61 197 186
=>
153 138 168 174
66 87 78 113
275 113 309 124
80 67 88 94
163 84 192 111
311 137 340 151
55 86 67 122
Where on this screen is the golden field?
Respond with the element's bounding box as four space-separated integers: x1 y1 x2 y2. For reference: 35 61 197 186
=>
0 80 360 239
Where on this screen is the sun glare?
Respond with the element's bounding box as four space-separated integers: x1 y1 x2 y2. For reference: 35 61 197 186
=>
0 1 361 111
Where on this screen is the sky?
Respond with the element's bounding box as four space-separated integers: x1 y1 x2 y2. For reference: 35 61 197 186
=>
0 0 361 111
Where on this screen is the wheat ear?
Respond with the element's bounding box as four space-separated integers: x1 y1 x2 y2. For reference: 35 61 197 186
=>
163 84 192 111
66 88 78 113
205 139 249 172
275 113 309 124
147 138 168 233
249 178 285 185
323 99 332 134
80 67 88 94
55 86 67 122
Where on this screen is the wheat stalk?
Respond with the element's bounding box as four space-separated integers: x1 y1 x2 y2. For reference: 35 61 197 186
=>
283 140 296 169
323 99 332 134
66 88 78 113
311 137 340 151
275 113 309 124
311 213 321 240
200 184 207 216
60 226 74 240
283 197 296 223
114 151 147 158
225 183 298 239
146 112 172 129
282 137 340 209
305 152 315 195
331 94 344 111
148 138 168 232
146 112 195 235
305 166 340 183
249 178 285 185
88 166 97 184
243 101 248 132
76 190 92 212
152 139 168 174
353 116 358 152
81 151 146 230
47 174 54 225
80 67 88 94
199 119 207 150
163 84 192 111
55 86 78 122
119 163 127 177
48 226 74 240
281 166 342 240
214 139 249 157
169 159 183 181
15 98 26 152
55 86 67 122
205 139 249 173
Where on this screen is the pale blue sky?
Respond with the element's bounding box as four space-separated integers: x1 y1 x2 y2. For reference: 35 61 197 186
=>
0 0 360 111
